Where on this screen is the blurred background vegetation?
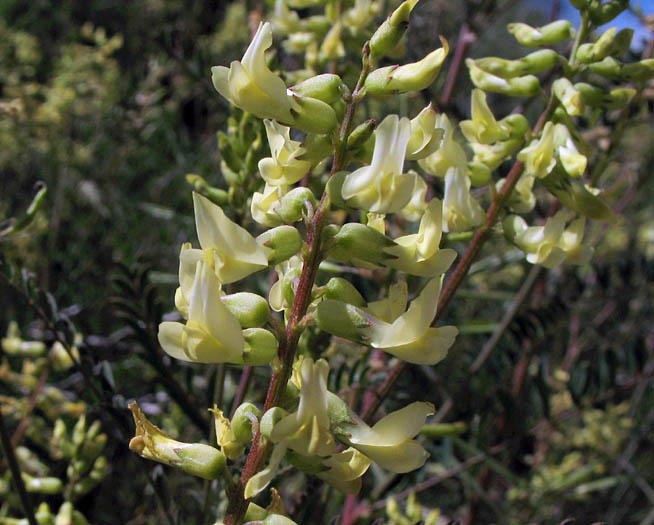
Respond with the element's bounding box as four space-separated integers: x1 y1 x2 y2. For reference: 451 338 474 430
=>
0 1 652 523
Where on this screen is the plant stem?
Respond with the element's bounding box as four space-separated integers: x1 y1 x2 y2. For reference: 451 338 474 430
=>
0 410 38 525
361 95 557 424
222 45 372 525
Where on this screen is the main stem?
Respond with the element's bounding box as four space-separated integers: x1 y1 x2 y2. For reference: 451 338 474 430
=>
223 46 371 525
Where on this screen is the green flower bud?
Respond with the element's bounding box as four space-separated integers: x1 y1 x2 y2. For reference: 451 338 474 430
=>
232 402 262 444
575 82 635 109
622 59 654 82
302 15 332 33
72 415 86 449
540 168 615 222
471 138 524 171
588 0 629 25
185 174 228 206
1 323 46 356
325 171 350 209
36 503 54 525
264 515 298 525
499 114 530 138
507 20 573 47
576 27 633 63
316 300 373 344
474 49 559 79
502 214 525 243
257 225 303 266
370 0 420 58
242 328 278 366
323 277 367 307
588 56 623 80
347 119 377 150
467 59 540 97
220 293 271 328
467 161 492 186
277 187 318 224
299 133 332 164
329 223 397 268
319 21 345 61
290 95 338 134
553 78 583 116
289 74 343 104
365 37 449 95
22 474 63 495
260 407 288 439
129 401 226 480
244 503 268 522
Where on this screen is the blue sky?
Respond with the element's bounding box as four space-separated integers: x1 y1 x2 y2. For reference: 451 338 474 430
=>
557 0 654 50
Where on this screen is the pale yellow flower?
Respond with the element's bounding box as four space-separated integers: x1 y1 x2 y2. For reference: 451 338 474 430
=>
258 120 312 186
442 167 485 233
211 22 296 123
338 402 434 473
385 199 458 277
341 115 416 214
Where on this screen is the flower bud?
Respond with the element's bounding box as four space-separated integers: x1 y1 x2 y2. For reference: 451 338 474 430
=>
185 174 228 206
242 328 278 366
277 187 318 224
471 138 523 171
541 168 615 222
289 74 343 104
232 402 262 444
406 104 443 160
502 214 526 243
365 37 449 95
260 407 288 439
264 515 299 525
220 293 270 328
621 59 654 82
576 27 633 63
588 0 629 25
257 225 303 265
575 82 635 109
347 119 377 151
316 300 374 344
553 78 583 116
324 277 367 307
128 402 226 480
474 49 559 79
326 171 349 209
370 0 420 58
22 473 63 495
299 133 332 164
499 114 530 138
507 20 573 47
290 95 338 134
328 223 397 268
319 21 345 61
467 161 492 186
244 503 268 522
467 59 540 97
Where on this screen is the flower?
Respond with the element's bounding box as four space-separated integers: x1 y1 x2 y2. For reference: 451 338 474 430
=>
316 448 370 494
270 358 336 457
418 114 467 177
511 210 593 268
336 402 434 473
385 199 458 277
406 104 444 160
317 277 458 365
460 89 509 145
128 402 225 480
442 167 485 232
517 121 556 179
259 120 312 186
211 22 296 123
191 192 269 284
341 115 416 213
158 258 277 365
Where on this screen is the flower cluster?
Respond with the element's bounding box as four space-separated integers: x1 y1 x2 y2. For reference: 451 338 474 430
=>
126 1 647 522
